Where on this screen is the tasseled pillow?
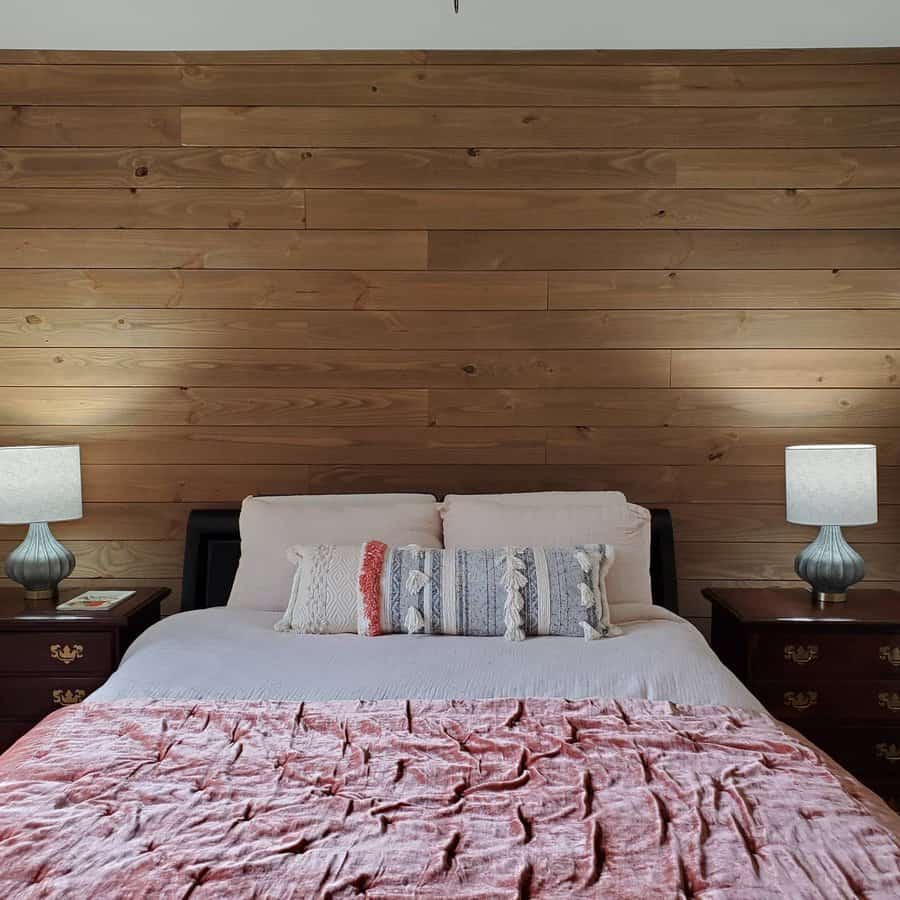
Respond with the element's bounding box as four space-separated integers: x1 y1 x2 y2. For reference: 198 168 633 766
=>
276 543 619 643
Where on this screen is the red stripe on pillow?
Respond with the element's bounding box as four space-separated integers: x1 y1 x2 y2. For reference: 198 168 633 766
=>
359 540 388 636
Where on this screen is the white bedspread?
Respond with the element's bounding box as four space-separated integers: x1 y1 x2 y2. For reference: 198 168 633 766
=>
91 605 763 711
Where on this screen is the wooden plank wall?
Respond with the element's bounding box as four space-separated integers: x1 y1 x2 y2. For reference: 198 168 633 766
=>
1 48 900 628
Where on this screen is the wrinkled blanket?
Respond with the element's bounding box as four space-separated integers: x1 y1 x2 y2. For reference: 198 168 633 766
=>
0 697 898 899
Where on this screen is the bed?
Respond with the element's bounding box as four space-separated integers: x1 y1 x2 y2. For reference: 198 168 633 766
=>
1 507 898 897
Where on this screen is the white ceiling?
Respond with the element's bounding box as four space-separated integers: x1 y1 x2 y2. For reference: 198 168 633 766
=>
3 0 899 50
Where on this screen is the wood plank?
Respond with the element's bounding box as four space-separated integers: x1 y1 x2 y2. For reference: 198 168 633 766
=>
310 188 900 230
0 541 182 579
547 427 900 466
678 543 900 581
551 271 900 310
0 388 427 427
307 464 900 503
673 149 900 189
0 269 546 310
428 229 900 270
671 350 900 387
0 106 179 146
0 503 200 541
181 106 900 149
0 229 426 269
6 148 900 190
5 309 900 350
0 348 668 388
0 189 306 229
0 426 544 465
432 388 900 428
71 463 900 506
669 503 900 544
6 64 900 106
80 465 311 502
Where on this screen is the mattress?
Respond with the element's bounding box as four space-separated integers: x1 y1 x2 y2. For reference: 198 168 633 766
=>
90 605 764 711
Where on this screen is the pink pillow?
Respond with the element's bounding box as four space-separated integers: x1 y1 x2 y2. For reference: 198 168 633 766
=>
228 494 442 612
441 496 651 608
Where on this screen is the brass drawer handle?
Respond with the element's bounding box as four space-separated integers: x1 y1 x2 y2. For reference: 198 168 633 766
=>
783 691 817 711
879 646 900 667
52 688 86 707
50 643 84 665
875 743 900 763
878 692 900 712
784 645 819 666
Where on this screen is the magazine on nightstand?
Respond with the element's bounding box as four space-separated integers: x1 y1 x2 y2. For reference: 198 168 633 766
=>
56 590 136 611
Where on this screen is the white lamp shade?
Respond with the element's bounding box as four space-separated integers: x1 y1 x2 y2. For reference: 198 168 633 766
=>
0 445 83 525
785 444 877 526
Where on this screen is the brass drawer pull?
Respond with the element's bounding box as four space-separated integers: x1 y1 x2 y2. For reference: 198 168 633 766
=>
49 643 84 665
784 645 819 666
875 743 900 763
878 692 900 712
879 646 900 667
52 688 86 707
783 691 817 711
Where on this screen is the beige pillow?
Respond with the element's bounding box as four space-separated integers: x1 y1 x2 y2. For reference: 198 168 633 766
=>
441 496 651 608
228 494 442 612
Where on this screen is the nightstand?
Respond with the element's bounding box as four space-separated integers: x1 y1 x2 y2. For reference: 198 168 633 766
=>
0 586 170 753
703 586 900 807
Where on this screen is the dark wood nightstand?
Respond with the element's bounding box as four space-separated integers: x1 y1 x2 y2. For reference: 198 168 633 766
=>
0 586 170 753
704 586 900 807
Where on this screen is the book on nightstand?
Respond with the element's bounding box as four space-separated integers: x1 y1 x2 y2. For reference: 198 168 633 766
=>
56 590 136 611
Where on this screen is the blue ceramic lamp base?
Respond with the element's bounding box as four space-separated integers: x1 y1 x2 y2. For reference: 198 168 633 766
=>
794 524 865 604
4 522 75 601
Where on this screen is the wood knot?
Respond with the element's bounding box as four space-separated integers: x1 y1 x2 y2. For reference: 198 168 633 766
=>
134 165 149 178
25 314 42 325
461 364 477 375
467 147 480 158
655 209 666 217
300 151 313 160
521 113 538 124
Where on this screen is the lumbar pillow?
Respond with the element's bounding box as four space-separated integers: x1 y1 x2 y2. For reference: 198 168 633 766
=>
276 542 619 642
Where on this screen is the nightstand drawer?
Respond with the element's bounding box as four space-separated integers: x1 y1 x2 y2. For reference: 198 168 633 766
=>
0 720 34 754
751 631 900 681
805 727 900 781
0 677 106 719
0 632 114 675
756 681 900 722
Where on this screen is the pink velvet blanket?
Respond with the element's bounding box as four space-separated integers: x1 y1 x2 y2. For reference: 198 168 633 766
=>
1 698 899 898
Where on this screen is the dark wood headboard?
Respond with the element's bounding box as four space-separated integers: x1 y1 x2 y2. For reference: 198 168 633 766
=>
180 508 678 614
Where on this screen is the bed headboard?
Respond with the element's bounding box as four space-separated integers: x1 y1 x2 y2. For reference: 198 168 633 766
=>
181 507 679 614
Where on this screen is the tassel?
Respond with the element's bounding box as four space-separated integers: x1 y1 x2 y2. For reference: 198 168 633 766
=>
580 621 603 642
501 548 526 642
574 550 593 574
285 545 304 563
404 606 425 634
405 569 429 595
578 582 594 608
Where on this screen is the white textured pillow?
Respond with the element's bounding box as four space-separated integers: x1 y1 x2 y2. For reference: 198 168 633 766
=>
442 491 627 510
441 497 652 608
227 494 442 612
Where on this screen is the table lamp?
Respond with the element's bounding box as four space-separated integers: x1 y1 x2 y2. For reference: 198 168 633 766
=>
0 445 83 601
785 444 877 604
